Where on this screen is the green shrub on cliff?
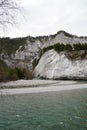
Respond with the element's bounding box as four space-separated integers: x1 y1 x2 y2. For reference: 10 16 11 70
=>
42 43 87 55
42 43 73 54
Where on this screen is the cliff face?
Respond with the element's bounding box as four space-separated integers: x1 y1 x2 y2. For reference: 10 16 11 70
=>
0 30 87 79
34 49 87 79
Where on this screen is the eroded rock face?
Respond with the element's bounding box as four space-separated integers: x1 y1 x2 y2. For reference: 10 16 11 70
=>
34 49 87 79
1 30 87 70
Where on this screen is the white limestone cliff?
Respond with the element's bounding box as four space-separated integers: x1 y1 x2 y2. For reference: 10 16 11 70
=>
10 31 87 69
1 30 87 71
34 49 87 79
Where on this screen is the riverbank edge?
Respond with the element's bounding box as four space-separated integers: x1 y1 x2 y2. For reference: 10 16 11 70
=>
0 79 60 89
0 80 87 95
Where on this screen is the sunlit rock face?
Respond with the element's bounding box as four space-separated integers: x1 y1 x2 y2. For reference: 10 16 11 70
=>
34 49 87 79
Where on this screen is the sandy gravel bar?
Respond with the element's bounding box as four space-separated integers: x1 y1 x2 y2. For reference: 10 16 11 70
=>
0 79 59 89
0 80 87 95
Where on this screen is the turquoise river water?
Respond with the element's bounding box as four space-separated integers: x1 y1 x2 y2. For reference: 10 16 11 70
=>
0 88 87 130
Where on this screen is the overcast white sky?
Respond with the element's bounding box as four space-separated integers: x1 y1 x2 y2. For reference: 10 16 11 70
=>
1 0 87 37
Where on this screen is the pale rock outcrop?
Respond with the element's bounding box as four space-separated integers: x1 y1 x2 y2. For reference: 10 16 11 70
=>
34 49 87 79
1 30 87 70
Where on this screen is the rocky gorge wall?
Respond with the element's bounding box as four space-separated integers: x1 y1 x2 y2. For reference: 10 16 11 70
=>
34 49 87 80
1 30 87 69
1 30 87 79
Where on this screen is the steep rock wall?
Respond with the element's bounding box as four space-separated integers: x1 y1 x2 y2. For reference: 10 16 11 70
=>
34 49 87 79
1 30 87 70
